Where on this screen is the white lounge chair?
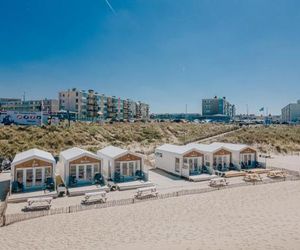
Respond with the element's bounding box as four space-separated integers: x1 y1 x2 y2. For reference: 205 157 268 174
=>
81 191 107 205
134 186 158 199
243 173 262 182
25 197 53 211
209 178 229 188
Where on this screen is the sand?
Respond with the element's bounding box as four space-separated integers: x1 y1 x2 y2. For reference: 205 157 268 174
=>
1 181 300 250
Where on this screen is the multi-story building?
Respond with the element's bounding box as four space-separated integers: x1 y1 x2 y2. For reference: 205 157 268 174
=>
202 96 235 117
0 98 59 113
281 100 300 123
59 88 150 121
87 90 100 118
136 102 150 120
59 88 87 117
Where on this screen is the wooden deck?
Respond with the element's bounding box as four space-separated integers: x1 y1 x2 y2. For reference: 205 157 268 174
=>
68 185 109 197
117 181 154 191
188 174 217 182
8 190 58 203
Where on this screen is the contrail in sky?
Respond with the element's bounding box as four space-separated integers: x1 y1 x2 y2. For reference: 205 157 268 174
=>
105 0 117 15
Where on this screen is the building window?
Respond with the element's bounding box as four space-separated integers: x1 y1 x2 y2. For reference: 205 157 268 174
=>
175 158 180 173
155 152 163 158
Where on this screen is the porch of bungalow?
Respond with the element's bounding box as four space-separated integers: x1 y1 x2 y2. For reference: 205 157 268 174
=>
112 154 148 183
182 151 213 177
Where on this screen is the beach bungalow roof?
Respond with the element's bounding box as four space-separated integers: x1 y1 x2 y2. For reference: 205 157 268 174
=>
156 144 203 155
158 142 256 155
12 148 55 166
60 147 101 162
210 142 254 152
97 146 143 160
189 142 255 153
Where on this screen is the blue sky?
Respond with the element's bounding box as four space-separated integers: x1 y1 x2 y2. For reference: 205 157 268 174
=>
0 0 300 114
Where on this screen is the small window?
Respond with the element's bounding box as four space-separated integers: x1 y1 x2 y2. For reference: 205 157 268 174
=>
175 158 180 173
155 152 163 158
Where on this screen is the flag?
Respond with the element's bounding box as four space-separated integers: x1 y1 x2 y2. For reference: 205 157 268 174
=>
259 107 264 112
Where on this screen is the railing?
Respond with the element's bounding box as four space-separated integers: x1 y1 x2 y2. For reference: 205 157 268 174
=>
2 174 300 227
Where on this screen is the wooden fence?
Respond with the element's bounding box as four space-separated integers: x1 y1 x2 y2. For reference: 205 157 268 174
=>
2 174 300 227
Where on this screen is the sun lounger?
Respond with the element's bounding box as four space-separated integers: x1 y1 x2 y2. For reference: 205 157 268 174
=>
209 178 228 188
134 186 158 199
81 191 107 205
243 173 263 182
25 197 52 211
267 170 287 179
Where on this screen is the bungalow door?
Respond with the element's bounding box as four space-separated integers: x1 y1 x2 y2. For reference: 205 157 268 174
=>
25 169 33 188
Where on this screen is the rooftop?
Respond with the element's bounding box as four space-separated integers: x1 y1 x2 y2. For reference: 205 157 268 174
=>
12 148 55 166
97 146 128 159
60 147 100 161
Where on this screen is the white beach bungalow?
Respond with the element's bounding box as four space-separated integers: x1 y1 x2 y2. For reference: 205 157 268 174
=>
97 146 147 183
58 147 103 187
155 144 214 180
10 149 56 193
155 142 258 179
188 142 257 171
209 142 257 170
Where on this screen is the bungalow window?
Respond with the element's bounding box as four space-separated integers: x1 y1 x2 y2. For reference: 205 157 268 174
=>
183 158 188 164
94 164 100 174
35 168 42 186
122 163 128 175
206 162 210 167
45 167 51 178
26 169 33 187
78 165 84 179
175 158 180 173
115 162 121 173
86 165 92 181
129 162 134 176
70 165 76 177
16 170 23 183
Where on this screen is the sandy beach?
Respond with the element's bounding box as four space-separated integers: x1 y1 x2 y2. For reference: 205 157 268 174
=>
1 181 300 250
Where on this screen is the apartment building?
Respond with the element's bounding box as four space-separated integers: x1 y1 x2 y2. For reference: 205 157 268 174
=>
281 100 300 123
202 96 235 117
59 88 88 117
59 88 150 120
136 102 150 120
0 98 59 113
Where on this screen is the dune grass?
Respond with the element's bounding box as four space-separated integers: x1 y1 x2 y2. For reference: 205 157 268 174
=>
220 125 300 154
0 122 237 159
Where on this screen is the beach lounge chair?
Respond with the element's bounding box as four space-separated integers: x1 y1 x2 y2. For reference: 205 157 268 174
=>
134 186 158 199
12 181 24 193
69 175 78 186
81 191 107 205
209 178 228 188
25 197 52 211
44 177 55 191
94 173 103 185
267 170 287 179
243 173 262 182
